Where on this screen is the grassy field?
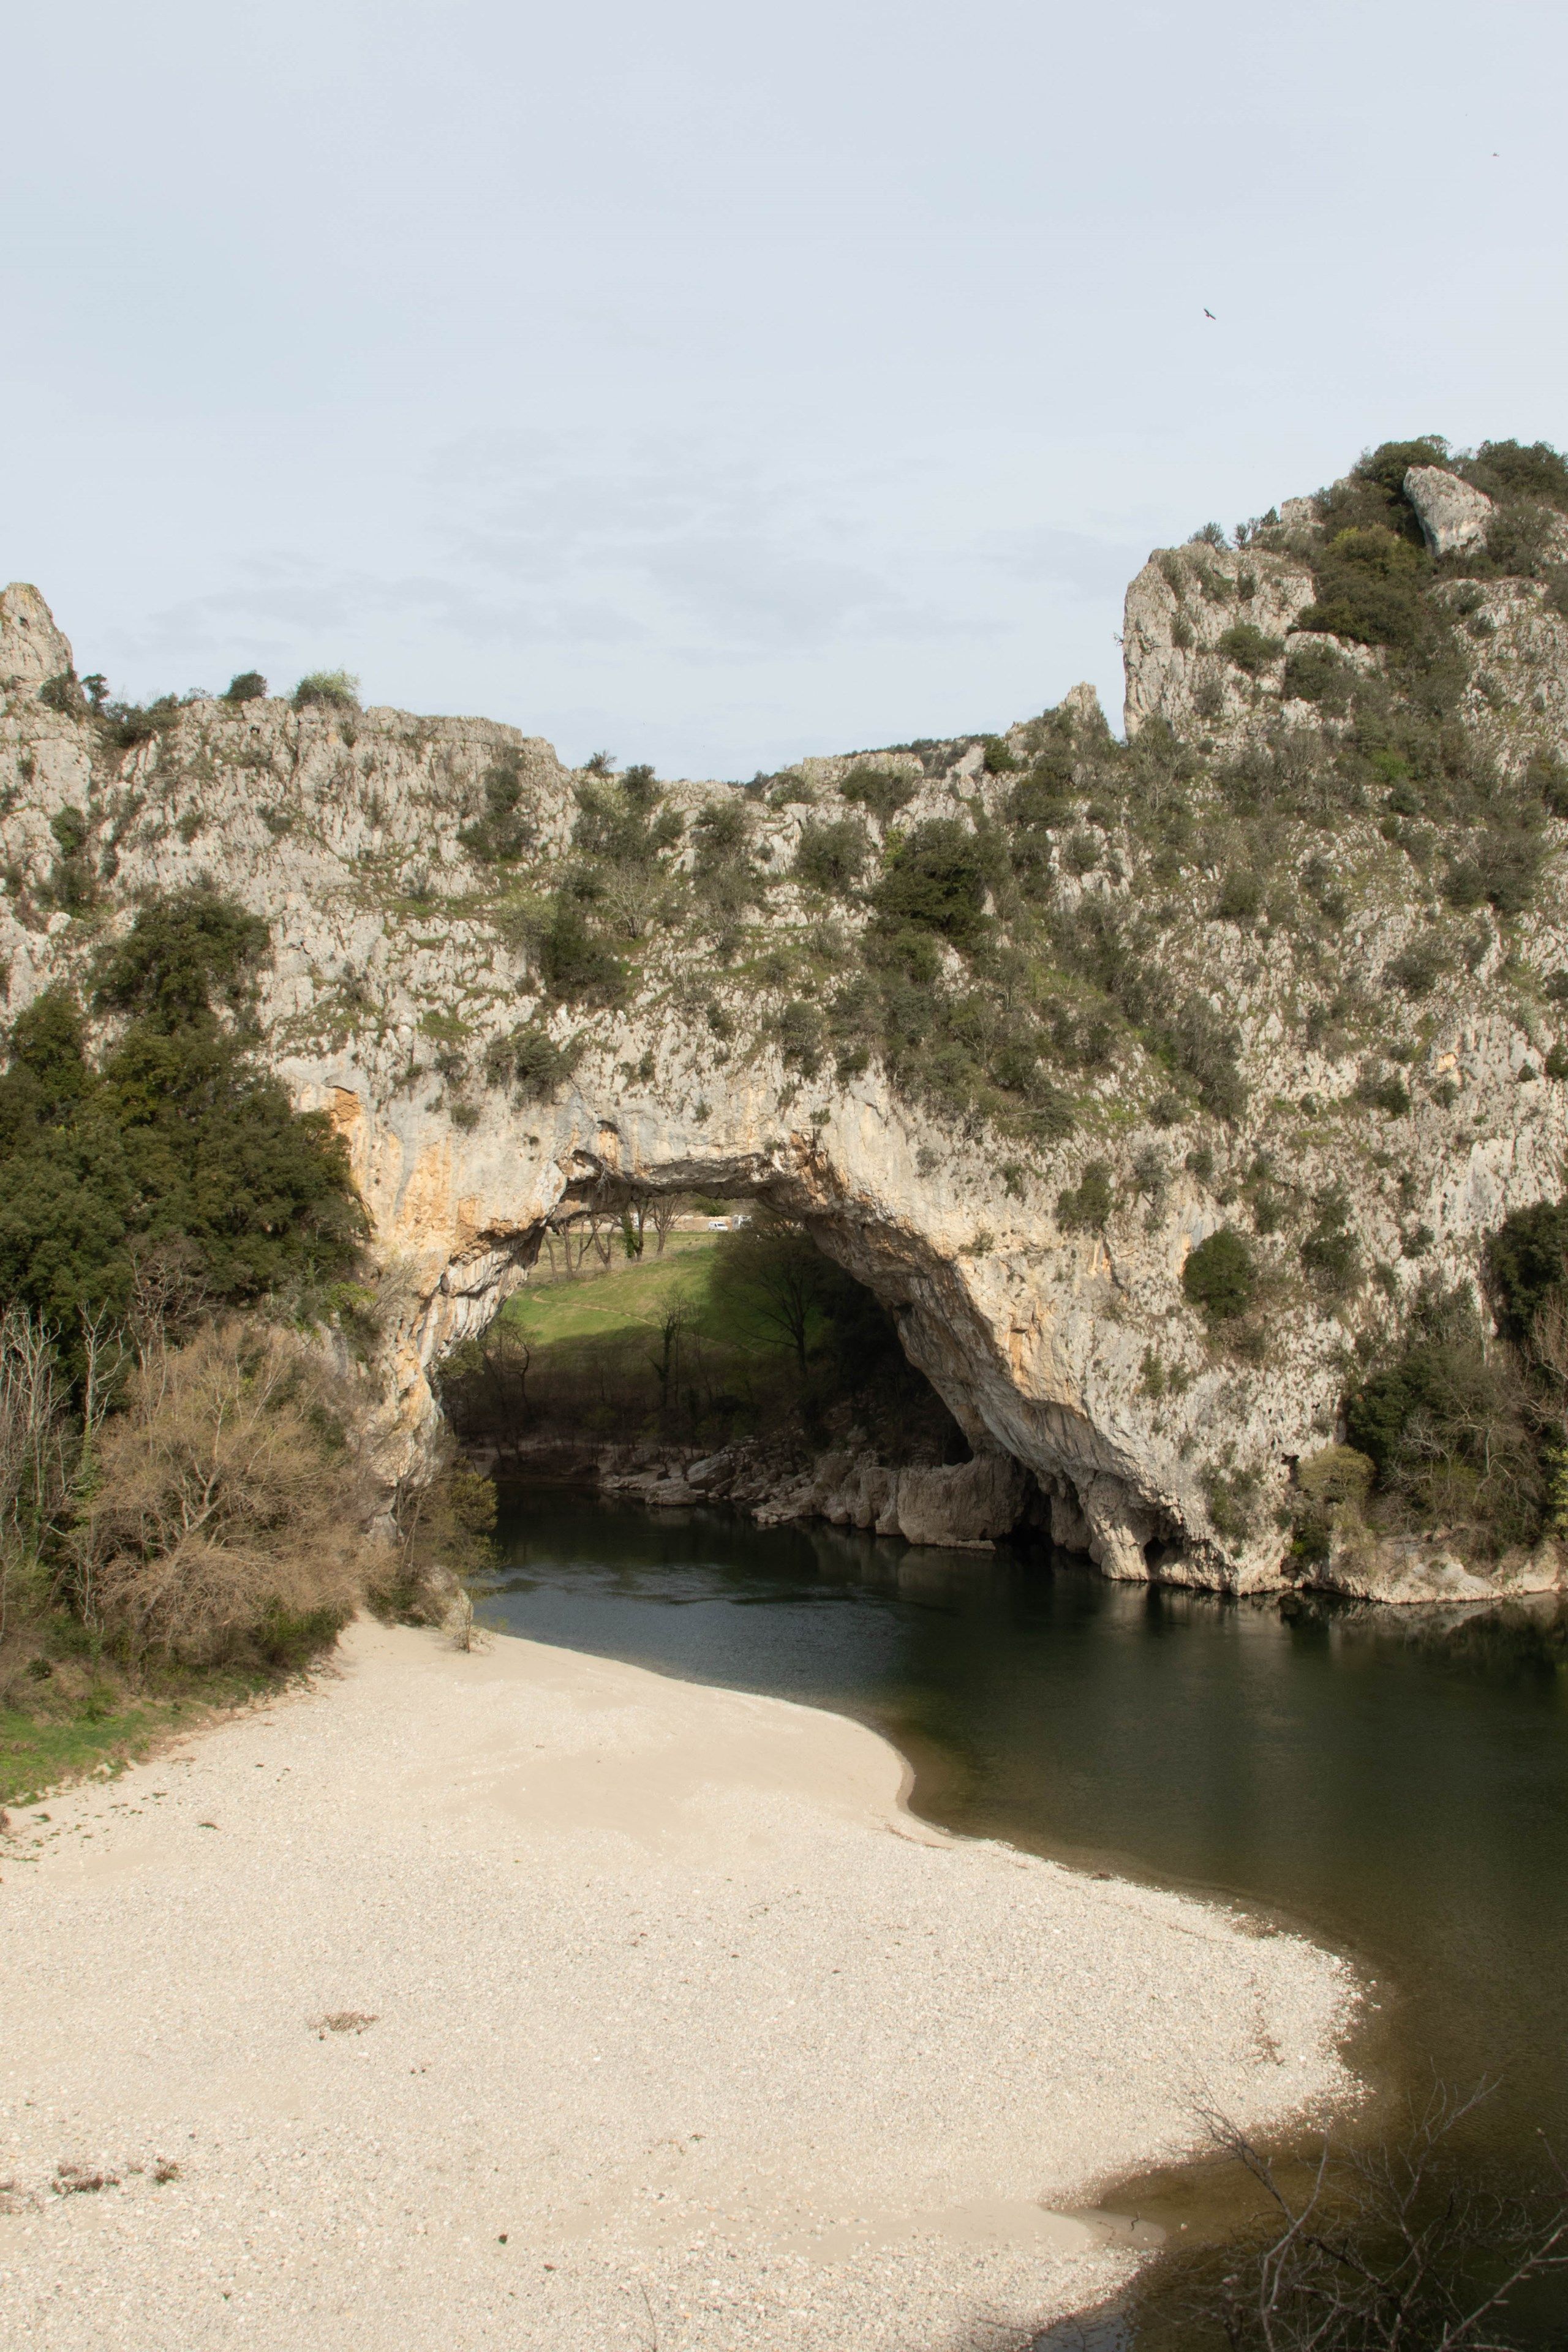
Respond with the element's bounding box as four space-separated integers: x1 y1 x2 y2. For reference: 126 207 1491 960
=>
498 1233 727 1347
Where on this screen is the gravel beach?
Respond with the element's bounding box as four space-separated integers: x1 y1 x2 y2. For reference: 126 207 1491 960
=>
0 1619 1354 2350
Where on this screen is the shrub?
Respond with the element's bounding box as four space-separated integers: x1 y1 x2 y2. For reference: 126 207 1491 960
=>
1167 993 1247 1121
777 998 826 1076
1202 1461 1261 1541
482 1023 582 1098
1442 828 1544 917
573 774 684 870
1282 641 1353 709
97 694 183 749
43 807 94 914
1300 1193 1360 1298
980 734 1019 773
223 671 268 703
291 669 360 712
537 902 628 1008
0 894 364 1346
1298 526 1430 650
840 763 917 824
1008 748 1074 831
1526 751 1568 818
689 797 758 915
1487 1199 1568 1340
1387 937 1446 998
1354 1070 1412 1115
989 1038 1038 1095
692 801 748 862
1182 1228 1256 1319
1346 1280 1541 1547
1461 436 1568 511
1057 1159 1112 1232
37 672 83 715
1216 622 1283 674
1215 870 1263 924
793 816 869 896
871 819 995 946
81 1319 376 1666
459 760 537 864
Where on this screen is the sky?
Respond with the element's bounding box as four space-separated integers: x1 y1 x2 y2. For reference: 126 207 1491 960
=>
4 1 1566 778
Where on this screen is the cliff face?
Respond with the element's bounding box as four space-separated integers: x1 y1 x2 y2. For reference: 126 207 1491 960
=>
6 450 1568 1600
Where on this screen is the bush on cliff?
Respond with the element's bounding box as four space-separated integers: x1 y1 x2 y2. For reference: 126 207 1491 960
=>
1297 527 1431 652
291 669 360 712
1217 622 1283 674
1183 1228 1256 1320
840 763 917 823
1345 1278 1544 1553
793 816 870 896
460 758 537 864
870 820 997 948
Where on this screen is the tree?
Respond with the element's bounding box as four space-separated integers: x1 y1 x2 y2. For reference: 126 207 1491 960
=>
0 891 364 1356
705 1218 830 1376
645 1289 693 1412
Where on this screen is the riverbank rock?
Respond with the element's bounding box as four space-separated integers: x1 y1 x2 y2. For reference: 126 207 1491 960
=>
1316 1530 1568 1605
890 1453 1032 1549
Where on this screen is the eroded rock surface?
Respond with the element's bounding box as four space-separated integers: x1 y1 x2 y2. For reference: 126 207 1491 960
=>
1403 465 1493 557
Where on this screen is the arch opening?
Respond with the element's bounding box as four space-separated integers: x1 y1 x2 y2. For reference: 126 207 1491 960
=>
424 1157 1188 1575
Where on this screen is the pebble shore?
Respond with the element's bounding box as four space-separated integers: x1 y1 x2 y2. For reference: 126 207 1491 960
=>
0 1620 1354 2349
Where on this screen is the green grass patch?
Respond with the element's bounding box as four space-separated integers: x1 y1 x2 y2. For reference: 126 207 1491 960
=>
500 1232 725 1345
0 1675 266 1807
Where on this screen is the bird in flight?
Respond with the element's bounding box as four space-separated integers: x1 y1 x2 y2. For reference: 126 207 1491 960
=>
1204 307 1216 320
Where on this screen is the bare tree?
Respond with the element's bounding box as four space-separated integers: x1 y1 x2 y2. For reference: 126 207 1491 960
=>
706 1218 823 1375
543 1212 598 1278
475 1326 532 1457
648 1193 681 1256
0 1310 72 1646
645 1289 693 1415
1170 2084 1568 2351
124 1237 208 1373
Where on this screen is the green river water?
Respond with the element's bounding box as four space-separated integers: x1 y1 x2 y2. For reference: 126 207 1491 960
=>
478 1491 1568 2343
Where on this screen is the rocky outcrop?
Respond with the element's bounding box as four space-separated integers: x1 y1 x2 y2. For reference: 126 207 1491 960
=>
1121 540 1316 743
7 445 1568 1606
0 584 73 694
1403 465 1493 557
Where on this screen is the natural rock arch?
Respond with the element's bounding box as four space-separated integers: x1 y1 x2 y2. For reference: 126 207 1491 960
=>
8 527 1568 1604
352 1082 1193 1588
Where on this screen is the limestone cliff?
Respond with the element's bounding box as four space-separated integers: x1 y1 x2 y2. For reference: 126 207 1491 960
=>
7 443 1568 1600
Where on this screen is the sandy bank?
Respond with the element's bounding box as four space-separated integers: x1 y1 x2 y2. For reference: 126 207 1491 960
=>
0 1621 1353 2350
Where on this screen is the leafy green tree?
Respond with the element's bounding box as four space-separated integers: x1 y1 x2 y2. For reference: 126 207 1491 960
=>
871 819 997 946
0 889 364 1355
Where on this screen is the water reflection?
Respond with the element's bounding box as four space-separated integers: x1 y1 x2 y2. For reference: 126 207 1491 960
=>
480 1491 1568 2205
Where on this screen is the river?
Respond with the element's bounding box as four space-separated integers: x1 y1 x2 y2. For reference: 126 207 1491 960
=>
477 1490 1568 2343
